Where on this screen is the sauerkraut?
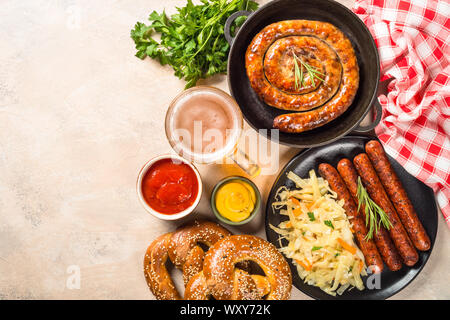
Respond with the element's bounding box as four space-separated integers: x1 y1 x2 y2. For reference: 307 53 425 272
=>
270 170 367 296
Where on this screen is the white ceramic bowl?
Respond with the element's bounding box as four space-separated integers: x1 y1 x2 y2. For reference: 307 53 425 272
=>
136 154 202 220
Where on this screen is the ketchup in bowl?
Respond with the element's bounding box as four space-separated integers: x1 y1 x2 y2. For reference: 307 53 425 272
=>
141 158 199 215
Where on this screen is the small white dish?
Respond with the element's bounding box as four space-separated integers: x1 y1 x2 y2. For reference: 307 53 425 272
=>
136 154 202 220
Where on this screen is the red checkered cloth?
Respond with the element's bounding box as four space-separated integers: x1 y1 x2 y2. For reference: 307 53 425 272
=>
352 0 450 227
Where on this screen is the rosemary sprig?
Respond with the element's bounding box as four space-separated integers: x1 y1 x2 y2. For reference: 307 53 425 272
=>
356 177 392 240
292 52 325 89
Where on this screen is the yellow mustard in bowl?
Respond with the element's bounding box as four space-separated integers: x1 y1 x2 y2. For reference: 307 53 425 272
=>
215 180 256 222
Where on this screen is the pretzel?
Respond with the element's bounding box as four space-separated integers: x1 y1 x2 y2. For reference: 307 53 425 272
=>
143 220 231 300
187 235 292 300
184 270 271 300
144 223 292 300
143 232 180 300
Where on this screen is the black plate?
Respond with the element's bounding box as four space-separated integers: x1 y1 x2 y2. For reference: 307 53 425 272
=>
265 136 438 300
226 0 380 148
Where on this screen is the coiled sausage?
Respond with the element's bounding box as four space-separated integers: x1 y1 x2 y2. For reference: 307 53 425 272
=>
245 20 359 133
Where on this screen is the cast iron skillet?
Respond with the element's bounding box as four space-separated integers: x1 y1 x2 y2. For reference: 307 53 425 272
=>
224 0 382 148
265 136 438 300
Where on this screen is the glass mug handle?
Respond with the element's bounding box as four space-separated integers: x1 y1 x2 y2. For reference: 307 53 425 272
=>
228 148 260 177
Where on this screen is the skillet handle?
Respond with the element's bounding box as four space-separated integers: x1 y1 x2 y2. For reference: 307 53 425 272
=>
352 99 383 133
224 10 252 45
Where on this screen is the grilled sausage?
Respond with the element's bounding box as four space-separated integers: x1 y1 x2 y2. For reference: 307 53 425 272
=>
337 159 402 271
353 154 419 266
318 163 384 272
263 36 342 110
245 20 359 133
365 140 431 251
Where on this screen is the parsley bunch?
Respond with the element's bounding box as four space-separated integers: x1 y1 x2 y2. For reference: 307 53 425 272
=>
131 0 258 88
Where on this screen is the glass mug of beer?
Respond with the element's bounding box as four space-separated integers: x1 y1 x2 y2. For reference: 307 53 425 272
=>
165 86 260 177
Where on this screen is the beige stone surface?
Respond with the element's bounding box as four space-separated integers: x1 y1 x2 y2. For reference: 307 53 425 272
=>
0 0 448 300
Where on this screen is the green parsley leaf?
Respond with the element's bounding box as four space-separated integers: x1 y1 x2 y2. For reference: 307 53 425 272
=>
324 220 334 229
307 212 315 221
311 246 322 251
